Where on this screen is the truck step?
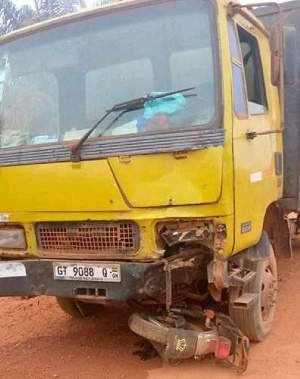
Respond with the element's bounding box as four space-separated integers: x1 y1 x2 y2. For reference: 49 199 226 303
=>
232 293 258 309
229 270 256 286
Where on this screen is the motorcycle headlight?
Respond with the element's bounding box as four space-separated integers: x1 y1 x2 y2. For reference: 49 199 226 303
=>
0 227 27 249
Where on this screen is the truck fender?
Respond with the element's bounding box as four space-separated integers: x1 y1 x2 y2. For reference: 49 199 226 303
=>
231 231 271 262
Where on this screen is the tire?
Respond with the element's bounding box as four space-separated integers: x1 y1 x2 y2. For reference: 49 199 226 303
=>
229 245 278 342
128 313 169 344
56 297 101 318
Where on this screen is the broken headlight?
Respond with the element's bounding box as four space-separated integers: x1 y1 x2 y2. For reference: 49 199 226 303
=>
0 227 27 249
156 220 215 246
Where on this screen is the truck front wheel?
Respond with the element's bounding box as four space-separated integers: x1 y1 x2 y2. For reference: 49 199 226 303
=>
56 297 101 318
229 244 278 342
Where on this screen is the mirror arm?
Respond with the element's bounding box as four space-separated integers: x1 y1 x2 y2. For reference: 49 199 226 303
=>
227 3 269 37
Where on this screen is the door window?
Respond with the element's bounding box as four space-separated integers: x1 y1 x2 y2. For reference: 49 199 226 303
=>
237 26 268 115
228 20 248 118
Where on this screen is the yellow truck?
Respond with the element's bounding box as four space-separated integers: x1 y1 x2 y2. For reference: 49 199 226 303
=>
0 0 298 370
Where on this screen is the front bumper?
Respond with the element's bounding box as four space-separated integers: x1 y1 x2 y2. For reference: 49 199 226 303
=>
0 251 208 299
0 259 153 300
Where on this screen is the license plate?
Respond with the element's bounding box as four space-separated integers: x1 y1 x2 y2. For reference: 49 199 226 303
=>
53 262 121 282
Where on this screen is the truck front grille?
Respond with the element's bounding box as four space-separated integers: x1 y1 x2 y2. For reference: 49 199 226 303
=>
35 221 139 258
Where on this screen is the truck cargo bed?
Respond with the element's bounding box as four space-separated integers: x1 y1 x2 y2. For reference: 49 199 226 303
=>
256 1 300 211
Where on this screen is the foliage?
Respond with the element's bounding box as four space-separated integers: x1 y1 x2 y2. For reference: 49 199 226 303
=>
37 0 86 20
18 5 39 27
0 0 20 35
0 0 87 36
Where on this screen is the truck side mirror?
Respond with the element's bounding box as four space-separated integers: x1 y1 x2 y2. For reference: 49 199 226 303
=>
270 25 297 87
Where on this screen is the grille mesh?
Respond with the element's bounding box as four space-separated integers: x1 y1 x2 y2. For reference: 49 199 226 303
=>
36 221 139 257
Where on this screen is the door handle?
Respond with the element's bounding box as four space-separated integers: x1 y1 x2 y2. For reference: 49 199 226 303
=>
246 129 283 140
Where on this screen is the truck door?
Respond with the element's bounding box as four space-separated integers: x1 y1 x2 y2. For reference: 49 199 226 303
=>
229 19 282 253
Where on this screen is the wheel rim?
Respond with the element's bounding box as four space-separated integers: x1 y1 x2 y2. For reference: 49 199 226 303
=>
260 263 277 321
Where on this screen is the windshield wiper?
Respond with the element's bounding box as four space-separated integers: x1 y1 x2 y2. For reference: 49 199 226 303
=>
70 86 195 162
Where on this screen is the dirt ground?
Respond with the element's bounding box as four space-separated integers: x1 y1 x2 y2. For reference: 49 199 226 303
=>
0 256 300 379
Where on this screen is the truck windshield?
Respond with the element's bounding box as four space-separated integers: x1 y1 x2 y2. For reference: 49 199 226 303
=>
0 0 218 149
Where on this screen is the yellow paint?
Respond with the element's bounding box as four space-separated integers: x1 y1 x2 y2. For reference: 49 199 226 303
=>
108 148 223 207
232 14 282 254
0 0 283 261
0 161 130 212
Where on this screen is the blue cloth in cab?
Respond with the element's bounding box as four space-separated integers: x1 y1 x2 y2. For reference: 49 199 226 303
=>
143 92 186 119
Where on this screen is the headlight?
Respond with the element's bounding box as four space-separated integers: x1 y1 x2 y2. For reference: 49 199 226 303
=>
156 220 215 246
0 227 27 249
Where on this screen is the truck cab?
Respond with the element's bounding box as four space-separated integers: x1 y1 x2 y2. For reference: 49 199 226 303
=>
0 0 291 351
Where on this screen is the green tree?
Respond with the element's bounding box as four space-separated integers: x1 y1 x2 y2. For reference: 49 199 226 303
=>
0 0 20 35
18 5 38 27
36 0 86 20
0 0 87 36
